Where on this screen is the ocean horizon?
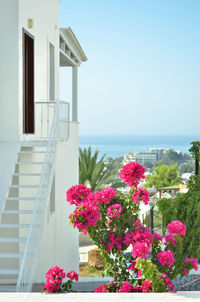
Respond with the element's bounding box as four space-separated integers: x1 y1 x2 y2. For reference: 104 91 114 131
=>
79 134 200 159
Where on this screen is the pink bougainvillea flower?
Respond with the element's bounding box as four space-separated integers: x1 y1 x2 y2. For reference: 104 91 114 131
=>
119 162 146 187
190 258 198 271
69 202 100 234
153 232 163 241
94 284 108 292
127 261 136 271
141 280 152 292
183 268 188 275
157 250 175 268
164 234 176 246
42 266 66 293
163 276 174 292
101 187 116 204
46 266 66 284
132 187 149 205
66 184 91 206
107 203 123 219
162 273 167 279
137 270 142 278
167 220 186 236
117 281 133 293
132 241 150 258
67 270 79 281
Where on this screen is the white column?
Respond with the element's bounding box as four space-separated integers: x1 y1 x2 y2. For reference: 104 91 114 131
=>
72 66 78 122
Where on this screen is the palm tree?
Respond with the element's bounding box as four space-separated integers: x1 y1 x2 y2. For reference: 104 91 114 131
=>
79 147 114 192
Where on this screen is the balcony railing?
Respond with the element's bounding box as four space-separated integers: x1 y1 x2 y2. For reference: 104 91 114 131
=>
35 101 70 141
23 100 70 141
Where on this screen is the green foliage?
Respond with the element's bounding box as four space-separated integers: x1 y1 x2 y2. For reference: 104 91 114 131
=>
100 156 127 189
145 163 180 188
162 149 191 165
189 141 200 161
179 161 194 174
157 175 200 261
79 147 126 191
79 147 113 192
136 259 165 292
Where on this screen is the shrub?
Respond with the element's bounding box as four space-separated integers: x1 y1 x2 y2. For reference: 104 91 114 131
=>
67 162 198 293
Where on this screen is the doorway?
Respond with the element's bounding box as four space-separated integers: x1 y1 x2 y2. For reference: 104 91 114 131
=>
23 30 34 133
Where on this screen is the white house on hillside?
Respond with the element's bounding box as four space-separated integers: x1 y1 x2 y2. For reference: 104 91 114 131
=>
0 0 87 292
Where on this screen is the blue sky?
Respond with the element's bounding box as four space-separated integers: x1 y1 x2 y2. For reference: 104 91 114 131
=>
60 0 200 136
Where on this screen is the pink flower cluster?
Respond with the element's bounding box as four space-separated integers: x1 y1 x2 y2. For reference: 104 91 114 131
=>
132 187 149 205
153 232 163 241
167 220 186 236
94 283 108 292
66 184 91 206
140 280 152 293
69 203 100 234
42 266 66 293
101 232 123 251
42 267 79 293
101 187 116 204
123 226 153 258
132 242 150 258
164 234 176 246
94 280 152 293
185 257 198 271
67 270 79 281
157 250 175 268
107 203 123 219
94 282 116 293
162 274 174 292
117 281 133 292
124 226 153 247
119 162 146 187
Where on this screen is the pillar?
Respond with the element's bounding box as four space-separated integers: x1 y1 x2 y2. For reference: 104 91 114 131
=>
72 66 78 122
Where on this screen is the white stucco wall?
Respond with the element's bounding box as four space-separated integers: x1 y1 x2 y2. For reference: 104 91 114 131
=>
0 0 60 141
0 0 19 141
18 0 60 139
33 122 79 283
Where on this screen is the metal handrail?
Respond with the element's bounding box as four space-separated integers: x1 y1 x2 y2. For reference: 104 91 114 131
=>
35 100 70 140
16 100 68 291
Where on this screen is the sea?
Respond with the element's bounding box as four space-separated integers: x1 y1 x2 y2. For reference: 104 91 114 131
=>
79 135 200 159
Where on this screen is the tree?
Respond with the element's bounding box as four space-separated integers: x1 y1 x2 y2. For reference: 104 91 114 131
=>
179 161 194 174
145 163 180 188
156 175 200 261
79 147 113 192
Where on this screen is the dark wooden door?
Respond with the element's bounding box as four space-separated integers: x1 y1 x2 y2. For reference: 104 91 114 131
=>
23 30 34 133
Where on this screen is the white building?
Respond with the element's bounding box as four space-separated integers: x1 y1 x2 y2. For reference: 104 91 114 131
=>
0 0 87 292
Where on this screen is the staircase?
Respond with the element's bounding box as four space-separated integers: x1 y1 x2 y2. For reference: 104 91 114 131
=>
0 101 69 292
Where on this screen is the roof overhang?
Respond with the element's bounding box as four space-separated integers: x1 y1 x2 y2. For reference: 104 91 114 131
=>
59 27 87 67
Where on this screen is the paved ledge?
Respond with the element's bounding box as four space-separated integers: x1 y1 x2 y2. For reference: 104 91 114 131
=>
0 292 200 302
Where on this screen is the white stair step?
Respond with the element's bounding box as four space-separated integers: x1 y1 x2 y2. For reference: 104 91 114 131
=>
0 224 29 228
0 285 16 292
16 162 43 165
2 210 33 214
13 173 41 176
19 151 46 154
0 269 19 275
0 238 26 243
10 185 38 188
0 253 23 258
6 197 35 201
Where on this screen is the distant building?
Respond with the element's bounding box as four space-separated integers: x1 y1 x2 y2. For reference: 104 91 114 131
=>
135 151 157 166
123 153 136 165
149 148 167 161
